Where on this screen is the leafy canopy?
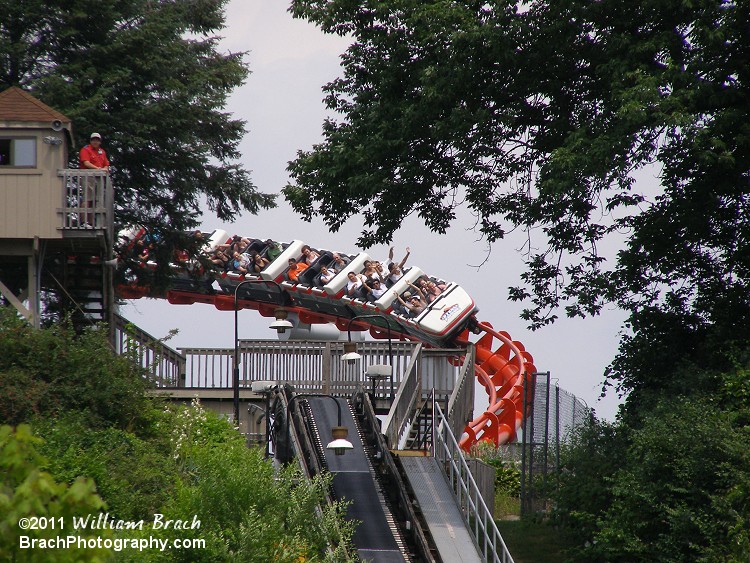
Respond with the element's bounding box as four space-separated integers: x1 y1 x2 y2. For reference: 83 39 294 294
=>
285 0 750 335
0 0 275 233
553 396 750 562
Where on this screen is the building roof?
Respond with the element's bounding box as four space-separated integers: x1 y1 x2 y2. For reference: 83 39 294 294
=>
0 86 71 123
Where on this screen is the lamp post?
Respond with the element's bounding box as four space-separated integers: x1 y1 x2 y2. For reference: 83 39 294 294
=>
286 393 354 457
342 314 398 402
233 279 292 427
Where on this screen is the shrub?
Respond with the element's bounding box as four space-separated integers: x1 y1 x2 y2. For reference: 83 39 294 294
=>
35 413 177 522
0 424 111 562
0 309 151 430
471 441 521 496
115 399 354 562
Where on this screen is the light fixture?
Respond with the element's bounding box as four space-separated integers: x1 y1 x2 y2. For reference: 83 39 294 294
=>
250 380 278 393
344 314 397 401
366 364 391 377
366 364 391 397
269 308 293 333
326 425 354 456
341 341 362 364
287 394 356 460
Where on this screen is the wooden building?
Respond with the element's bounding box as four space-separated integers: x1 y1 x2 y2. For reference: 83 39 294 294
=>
0 87 114 329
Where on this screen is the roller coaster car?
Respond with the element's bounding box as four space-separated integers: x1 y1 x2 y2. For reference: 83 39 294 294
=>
115 227 535 449
116 229 478 346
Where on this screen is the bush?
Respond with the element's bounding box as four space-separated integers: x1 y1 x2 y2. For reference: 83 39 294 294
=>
471 441 521 496
0 424 111 562
551 399 750 562
0 308 354 560
590 398 750 562
0 309 151 430
115 399 355 562
34 412 177 522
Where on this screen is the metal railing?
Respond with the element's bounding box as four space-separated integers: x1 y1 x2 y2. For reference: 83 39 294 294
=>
434 401 515 563
58 169 114 240
113 314 186 386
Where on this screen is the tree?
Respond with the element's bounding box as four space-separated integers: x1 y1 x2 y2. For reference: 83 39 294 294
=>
561 398 750 562
285 0 750 354
0 0 275 234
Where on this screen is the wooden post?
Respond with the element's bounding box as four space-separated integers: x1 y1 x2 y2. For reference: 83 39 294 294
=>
322 342 331 395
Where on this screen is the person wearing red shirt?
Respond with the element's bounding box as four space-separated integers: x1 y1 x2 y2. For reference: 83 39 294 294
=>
79 132 110 170
78 133 110 227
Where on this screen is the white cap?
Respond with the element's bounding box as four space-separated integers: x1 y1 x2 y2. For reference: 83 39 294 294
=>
90 132 101 139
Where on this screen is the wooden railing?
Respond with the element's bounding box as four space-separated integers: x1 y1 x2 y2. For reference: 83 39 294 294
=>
178 340 419 395
382 344 423 448
111 315 473 427
447 344 476 441
113 314 186 386
382 345 469 449
419 348 464 397
58 169 114 242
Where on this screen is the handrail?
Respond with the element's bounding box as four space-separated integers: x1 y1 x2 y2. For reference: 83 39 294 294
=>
382 343 422 448
58 169 114 243
177 340 418 391
433 401 515 563
113 313 186 386
410 388 435 451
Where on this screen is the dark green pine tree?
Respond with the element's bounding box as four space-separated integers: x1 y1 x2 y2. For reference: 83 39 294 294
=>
0 0 275 234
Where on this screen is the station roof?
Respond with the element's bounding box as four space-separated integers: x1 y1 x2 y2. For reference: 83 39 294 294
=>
0 87 71 123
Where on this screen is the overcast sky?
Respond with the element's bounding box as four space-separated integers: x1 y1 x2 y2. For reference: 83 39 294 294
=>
121 0 627 420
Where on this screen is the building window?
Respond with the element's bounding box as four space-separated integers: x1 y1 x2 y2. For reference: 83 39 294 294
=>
0 138 37 167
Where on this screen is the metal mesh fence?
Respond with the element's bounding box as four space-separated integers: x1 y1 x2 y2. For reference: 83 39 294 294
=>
530 373 591 446
483 373 592 515
520 372 592 514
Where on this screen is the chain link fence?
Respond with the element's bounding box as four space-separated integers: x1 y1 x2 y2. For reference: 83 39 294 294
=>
488 372 592 515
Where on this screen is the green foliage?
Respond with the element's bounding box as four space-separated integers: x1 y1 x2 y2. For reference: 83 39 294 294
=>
0 310 353 559
0 0 275 235
551 417 626 548
495 519 578 563
470 442 521 497
116 399 355 562
598 398 750 562
159 397 244 465
34 412 176 522
552 399 750 562
0 308 151 430
0 424 110 562
286 0 750 338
